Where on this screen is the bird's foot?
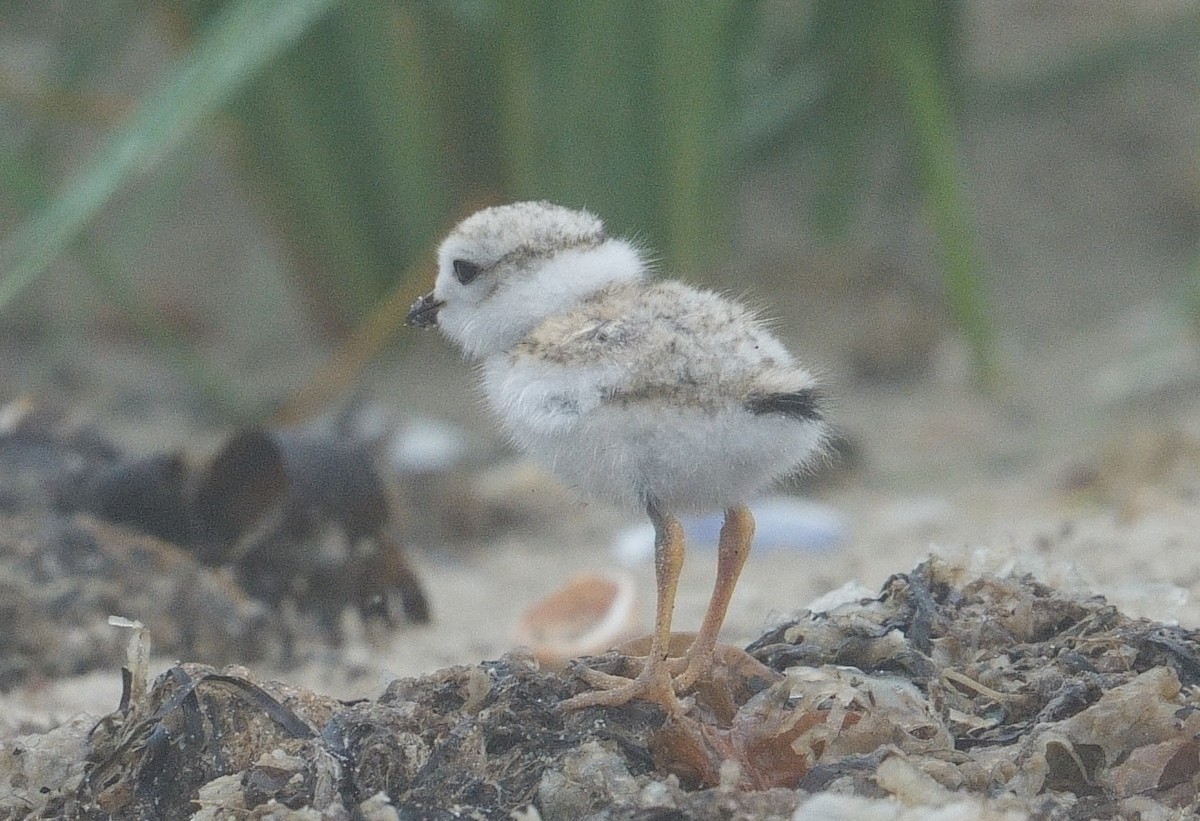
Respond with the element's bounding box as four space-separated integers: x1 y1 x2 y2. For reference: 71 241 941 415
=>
561 657 690 715
562 635 784 721
583 635 710 692
670 651 717 694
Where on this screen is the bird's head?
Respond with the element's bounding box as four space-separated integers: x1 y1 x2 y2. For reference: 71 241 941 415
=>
407 201 645 358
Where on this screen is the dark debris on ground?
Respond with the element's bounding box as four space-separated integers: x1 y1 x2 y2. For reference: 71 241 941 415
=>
5 558 1200 819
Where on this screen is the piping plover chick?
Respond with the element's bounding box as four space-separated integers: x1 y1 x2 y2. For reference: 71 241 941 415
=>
407 201 829 713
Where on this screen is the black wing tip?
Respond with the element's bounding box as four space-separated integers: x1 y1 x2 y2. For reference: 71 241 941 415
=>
745 388 823 421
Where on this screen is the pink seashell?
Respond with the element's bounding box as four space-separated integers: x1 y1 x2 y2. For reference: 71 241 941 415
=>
514 572 640 669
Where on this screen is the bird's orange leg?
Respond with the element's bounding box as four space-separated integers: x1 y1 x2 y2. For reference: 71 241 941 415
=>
673 504 754 693
561 499 687 713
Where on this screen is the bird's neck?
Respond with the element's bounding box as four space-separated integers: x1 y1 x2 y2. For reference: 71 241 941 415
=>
468 240 647 359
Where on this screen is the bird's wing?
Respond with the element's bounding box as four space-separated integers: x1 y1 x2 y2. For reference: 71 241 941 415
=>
511 281 792 411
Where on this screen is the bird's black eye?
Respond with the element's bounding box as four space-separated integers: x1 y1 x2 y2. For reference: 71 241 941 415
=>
452 259 482 285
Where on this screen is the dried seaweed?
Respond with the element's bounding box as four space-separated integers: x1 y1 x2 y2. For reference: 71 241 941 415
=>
8 558 1200 819
0 404 429 686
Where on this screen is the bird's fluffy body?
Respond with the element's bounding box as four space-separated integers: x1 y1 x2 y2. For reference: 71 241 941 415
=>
482 278 824 511
419 201 828 513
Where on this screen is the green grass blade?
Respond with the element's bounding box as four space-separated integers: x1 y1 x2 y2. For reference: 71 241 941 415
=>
495 0 542 200
888 3 998 384
658 0 739 274
231 61 386 323
0 128 256 416
328 3 448 277
0 0 341 310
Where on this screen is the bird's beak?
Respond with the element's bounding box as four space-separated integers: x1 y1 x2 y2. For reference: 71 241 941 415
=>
406 291 444 328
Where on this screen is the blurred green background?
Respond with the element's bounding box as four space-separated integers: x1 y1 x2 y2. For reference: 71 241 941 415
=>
1 0 1198 422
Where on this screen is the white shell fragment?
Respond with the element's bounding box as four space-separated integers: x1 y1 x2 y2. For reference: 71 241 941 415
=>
612 496 847 566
